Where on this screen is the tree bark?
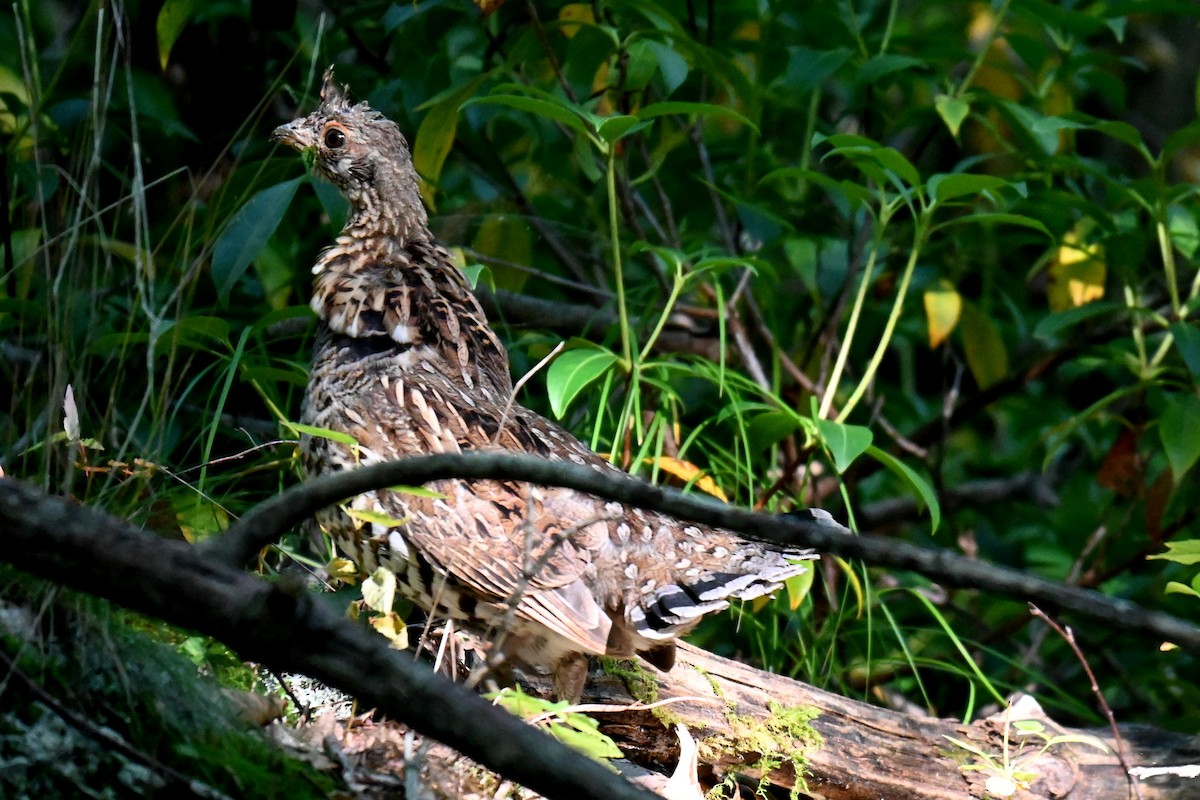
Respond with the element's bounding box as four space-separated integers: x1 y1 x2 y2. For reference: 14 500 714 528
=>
561 643 1200 799
3 469 1198 799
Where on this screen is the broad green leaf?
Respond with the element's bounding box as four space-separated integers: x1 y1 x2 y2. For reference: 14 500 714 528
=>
817 135 920 188
959 301 1007 389
1149 539 1200 566
1159 393 1200 482
347 509 409 529
998 101 1060 155
856 54 924 85
636 101 759 134
934 94 970 137
937 213 1052 238
777 46 852 95
867 446 940 533
464 93 594 139
1165 580 1200 599
547 346 620 418
1163 120 1200 162
413 76 488 209
596 114 652 144
1033 301 1120 343
1170 322 1200 379
815 418 872 473
923 281 961 348
1030 113 1151 160
1168 205 1200 258
785 566 815 611
927 173 1008 205
645 40 688 95
461 263 493 291
747 410 803 452
156 0 197 71
285 421 359 447
211 177 302 304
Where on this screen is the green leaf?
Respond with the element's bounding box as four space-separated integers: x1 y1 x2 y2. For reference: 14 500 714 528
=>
815 418 873 473
1170 322 1200 379
934 94 970 137
1033 301 1121 343
635 101 759 134
747 411 803 452
959 301 1008 389
785 566 815 610
1165 580 1200 599
156 0 198 71
777 46 852 95
464 93 594 139
927 173 1008 205
644 40 688 95
211 177 303 304
1159 393 1200 482
937 213 1052 238
596 114 652 144
867 446 941 534
856 54 924 85
1148 539 1200 566
546 345 620 418
285 422 359 447
413 76 489 209
1168 205 1200 258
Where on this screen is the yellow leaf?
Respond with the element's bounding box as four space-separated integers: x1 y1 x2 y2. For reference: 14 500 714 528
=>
558 4 594 37
959 301 1008 389
1048 231 1105 311
923 282 962 348
326 557 360 585
361 567 397 613
647 456 729 502
369 611 410 649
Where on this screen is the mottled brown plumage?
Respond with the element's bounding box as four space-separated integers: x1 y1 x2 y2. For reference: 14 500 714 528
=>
274 69 818 700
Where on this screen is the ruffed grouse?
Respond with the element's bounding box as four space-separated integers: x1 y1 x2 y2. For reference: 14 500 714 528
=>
274 70 818 701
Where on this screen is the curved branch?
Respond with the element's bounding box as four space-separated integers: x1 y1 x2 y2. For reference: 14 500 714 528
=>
0 477 659 800
197 452 1200 654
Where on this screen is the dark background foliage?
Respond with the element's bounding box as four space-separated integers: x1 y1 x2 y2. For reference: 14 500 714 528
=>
3 0 1200 791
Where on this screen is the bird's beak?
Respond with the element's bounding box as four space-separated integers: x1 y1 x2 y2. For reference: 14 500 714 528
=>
272 121 310 151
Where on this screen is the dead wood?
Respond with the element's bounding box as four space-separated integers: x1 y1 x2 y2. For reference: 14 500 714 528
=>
549 643 1200 799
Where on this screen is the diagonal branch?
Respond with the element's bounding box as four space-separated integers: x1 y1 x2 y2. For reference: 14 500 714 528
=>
197 452 1200 654
0 477 660 800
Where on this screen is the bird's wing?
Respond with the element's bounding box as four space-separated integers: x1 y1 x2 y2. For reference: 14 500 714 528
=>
347 373 614 654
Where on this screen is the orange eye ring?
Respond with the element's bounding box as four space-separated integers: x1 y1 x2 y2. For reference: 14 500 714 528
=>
323 126 347 149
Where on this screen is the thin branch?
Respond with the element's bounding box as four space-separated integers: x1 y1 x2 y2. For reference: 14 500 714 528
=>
0 477 660 800
183 451 1200 654
1028 605 1144 800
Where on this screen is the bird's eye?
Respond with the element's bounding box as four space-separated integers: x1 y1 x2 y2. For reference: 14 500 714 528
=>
324 128 347 149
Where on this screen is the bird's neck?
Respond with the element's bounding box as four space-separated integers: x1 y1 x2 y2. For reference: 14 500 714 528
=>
342 185 429 241
310 227 513 398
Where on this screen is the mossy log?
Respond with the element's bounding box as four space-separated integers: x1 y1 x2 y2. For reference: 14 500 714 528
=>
554 643 1200 800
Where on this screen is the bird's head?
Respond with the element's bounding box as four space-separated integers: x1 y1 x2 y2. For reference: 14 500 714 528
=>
273 68 427 234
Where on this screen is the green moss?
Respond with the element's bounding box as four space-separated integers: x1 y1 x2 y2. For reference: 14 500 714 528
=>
0 574 336 800
701 700 823 799
599 657 660 705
